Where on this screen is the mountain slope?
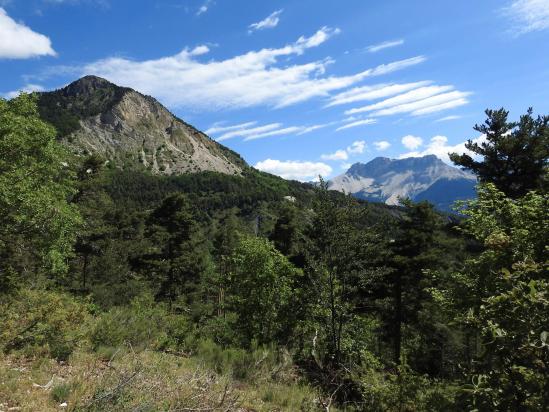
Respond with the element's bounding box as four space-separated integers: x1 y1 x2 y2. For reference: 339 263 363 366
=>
37 76 245 175
328 155 476 210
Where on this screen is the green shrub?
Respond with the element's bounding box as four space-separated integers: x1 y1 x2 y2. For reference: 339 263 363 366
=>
89 293 190 351
51 383 72 402
0 289 91 360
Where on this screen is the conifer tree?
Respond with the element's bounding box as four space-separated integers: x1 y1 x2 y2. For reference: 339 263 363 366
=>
450 108 548 198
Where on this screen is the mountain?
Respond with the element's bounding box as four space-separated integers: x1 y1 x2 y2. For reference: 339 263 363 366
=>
37 76 246 175
328 155 476 211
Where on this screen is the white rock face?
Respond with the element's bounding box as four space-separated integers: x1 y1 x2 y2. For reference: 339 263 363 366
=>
328 155 476 208
42 76 244 176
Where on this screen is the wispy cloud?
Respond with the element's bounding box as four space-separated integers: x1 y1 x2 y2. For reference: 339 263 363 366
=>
345 84 471 118
217 123 282 141
67 27 424 111
196 0 213 16
335 118 376 131
435 115 461 122
366 39 404 53
205 121 257 135
502 0 549 35
249 9 283 33
345 85 455 115
3 83 45 99
254 159 332 181
327 81 431 107
210 121 331 142
0 8 56 59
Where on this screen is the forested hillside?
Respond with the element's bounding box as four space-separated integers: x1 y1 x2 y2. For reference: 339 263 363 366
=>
1 94 548 411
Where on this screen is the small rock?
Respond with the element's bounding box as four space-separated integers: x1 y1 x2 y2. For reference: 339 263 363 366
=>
59 402 67 408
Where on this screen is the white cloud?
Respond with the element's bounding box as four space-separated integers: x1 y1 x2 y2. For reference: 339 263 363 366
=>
205 121 257 135
502 0 549 34
373 91 471 117
327 81 431 107
366 39 404 53
244 126 303 141
374 140 391 151
0 8 56 59
189 45 210 56
217 123 281 141
196 0 213 15
346 85 455 115
347 140 366 154
435 115 461 122
210 121 331 142
321 149 348 161
321 140 366 161
399 134 486 164
72 28 424 111
401 135 423 150
254 159 332 181
335 118 376 131
249 9 283 33
4 83 45 99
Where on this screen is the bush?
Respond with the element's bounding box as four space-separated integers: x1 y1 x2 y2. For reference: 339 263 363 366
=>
89 293 190 351
0 289 91 360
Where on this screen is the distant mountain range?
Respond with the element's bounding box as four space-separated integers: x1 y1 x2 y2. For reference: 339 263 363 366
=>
328 155 477 211
36 76 246 175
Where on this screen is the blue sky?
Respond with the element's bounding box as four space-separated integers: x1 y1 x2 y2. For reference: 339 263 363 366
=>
1 0 549 180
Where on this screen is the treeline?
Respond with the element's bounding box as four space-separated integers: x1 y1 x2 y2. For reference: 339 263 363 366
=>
1 94 548 411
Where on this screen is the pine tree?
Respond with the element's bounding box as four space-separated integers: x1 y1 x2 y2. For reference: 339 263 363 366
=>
450 108 548 198
389 200 443 365
140 193 210 307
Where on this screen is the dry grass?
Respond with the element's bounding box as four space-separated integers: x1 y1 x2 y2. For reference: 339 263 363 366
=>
0 348 325 412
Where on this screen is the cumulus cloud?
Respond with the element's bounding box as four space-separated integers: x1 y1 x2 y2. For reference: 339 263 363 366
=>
374 140 391 151
254 159 332 181
347 140 366 154
4 83 45 99
321 140 366 161
399 134 486 164
68 28 424 111
0 8 56 59
249 9 283 33
366 39 404 53
502 0 549 34
321 149 348 161
401 135 423 150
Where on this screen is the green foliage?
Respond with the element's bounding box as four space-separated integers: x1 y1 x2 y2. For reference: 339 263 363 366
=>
450 107 549 198
0 94 81 283
227 235 302 346
451 184 549 410
0 289 91 360
90 293 190 351
51 383 72 403
303 180 387 369
141 193 212 304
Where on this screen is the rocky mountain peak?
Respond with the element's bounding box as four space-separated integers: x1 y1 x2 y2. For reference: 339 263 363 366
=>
329 155 476 211
37 76 246 176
